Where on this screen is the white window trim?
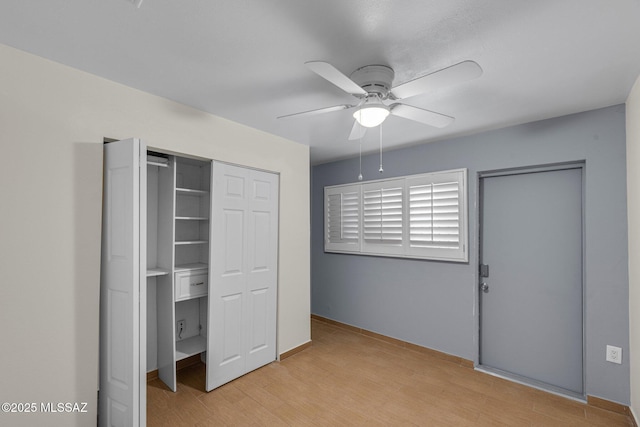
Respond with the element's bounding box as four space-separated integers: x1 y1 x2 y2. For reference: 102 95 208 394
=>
324 168 468 263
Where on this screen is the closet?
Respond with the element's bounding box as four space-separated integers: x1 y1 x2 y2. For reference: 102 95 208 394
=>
148 153 212 392
100 138 279 427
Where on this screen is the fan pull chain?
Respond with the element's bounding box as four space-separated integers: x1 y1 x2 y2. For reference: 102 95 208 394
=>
379 124 384 173
358 133 363 181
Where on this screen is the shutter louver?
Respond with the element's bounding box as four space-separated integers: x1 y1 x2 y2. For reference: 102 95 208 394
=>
341 191 360 242
327 193 342 243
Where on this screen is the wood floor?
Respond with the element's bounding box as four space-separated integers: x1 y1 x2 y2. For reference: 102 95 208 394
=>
147 318 633 426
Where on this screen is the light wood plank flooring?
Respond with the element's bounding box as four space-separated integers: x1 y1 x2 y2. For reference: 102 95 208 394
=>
147 318 633 426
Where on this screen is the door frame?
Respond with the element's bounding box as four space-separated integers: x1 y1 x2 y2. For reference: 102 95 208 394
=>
474 161 586 399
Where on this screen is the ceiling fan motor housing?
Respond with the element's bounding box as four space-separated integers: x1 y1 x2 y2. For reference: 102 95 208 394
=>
350 65 395 99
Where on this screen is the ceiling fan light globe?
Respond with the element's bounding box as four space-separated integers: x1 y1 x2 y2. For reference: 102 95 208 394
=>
353 105 390 128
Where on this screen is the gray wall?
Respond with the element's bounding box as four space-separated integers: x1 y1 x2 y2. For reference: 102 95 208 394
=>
311 105 630 404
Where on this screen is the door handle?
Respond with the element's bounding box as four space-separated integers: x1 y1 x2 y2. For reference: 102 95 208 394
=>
480 282 489 293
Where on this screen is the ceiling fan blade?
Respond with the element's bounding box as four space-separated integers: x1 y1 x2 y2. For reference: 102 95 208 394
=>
390 103 454 128
391 60 482 100
348 120 367 140
305 61 368 97
277 104 354 119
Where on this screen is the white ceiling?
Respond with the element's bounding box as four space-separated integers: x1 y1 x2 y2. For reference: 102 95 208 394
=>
1 1 639 164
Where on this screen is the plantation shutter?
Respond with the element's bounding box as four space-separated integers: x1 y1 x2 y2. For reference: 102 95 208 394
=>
408 182 460 248
361 180 404 255
324 185 361 252
323 168 467 262
406 170 467 260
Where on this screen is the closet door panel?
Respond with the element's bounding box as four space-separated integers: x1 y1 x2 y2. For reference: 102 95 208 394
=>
220 293 243 365
222 209 245 275
207 163 279 391
246 211 270 357
245 171 279 372
218 208 245 367
207 164 249 390
247 287 268 353
251 212 270 270
100 138 142 427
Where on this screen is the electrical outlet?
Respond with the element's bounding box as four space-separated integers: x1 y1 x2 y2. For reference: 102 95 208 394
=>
176 319 186 341
606 345 622 364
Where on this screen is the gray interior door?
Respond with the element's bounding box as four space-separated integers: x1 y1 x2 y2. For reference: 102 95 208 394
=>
479 166 583 395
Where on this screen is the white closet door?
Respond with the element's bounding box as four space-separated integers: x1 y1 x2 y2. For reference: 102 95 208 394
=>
207 162 278 391
208 163 248 389
244 169 279 373
100 138 143 427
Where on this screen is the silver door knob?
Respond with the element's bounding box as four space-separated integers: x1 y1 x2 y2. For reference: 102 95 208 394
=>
480 282 489 293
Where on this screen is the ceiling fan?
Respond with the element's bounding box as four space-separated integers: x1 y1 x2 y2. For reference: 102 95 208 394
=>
278 60 482 140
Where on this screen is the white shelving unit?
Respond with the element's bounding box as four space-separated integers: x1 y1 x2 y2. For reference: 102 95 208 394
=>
145 151 175 392
145 153 212 393
171 157 211 381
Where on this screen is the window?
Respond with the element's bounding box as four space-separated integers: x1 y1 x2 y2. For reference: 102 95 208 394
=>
324 169 468 262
